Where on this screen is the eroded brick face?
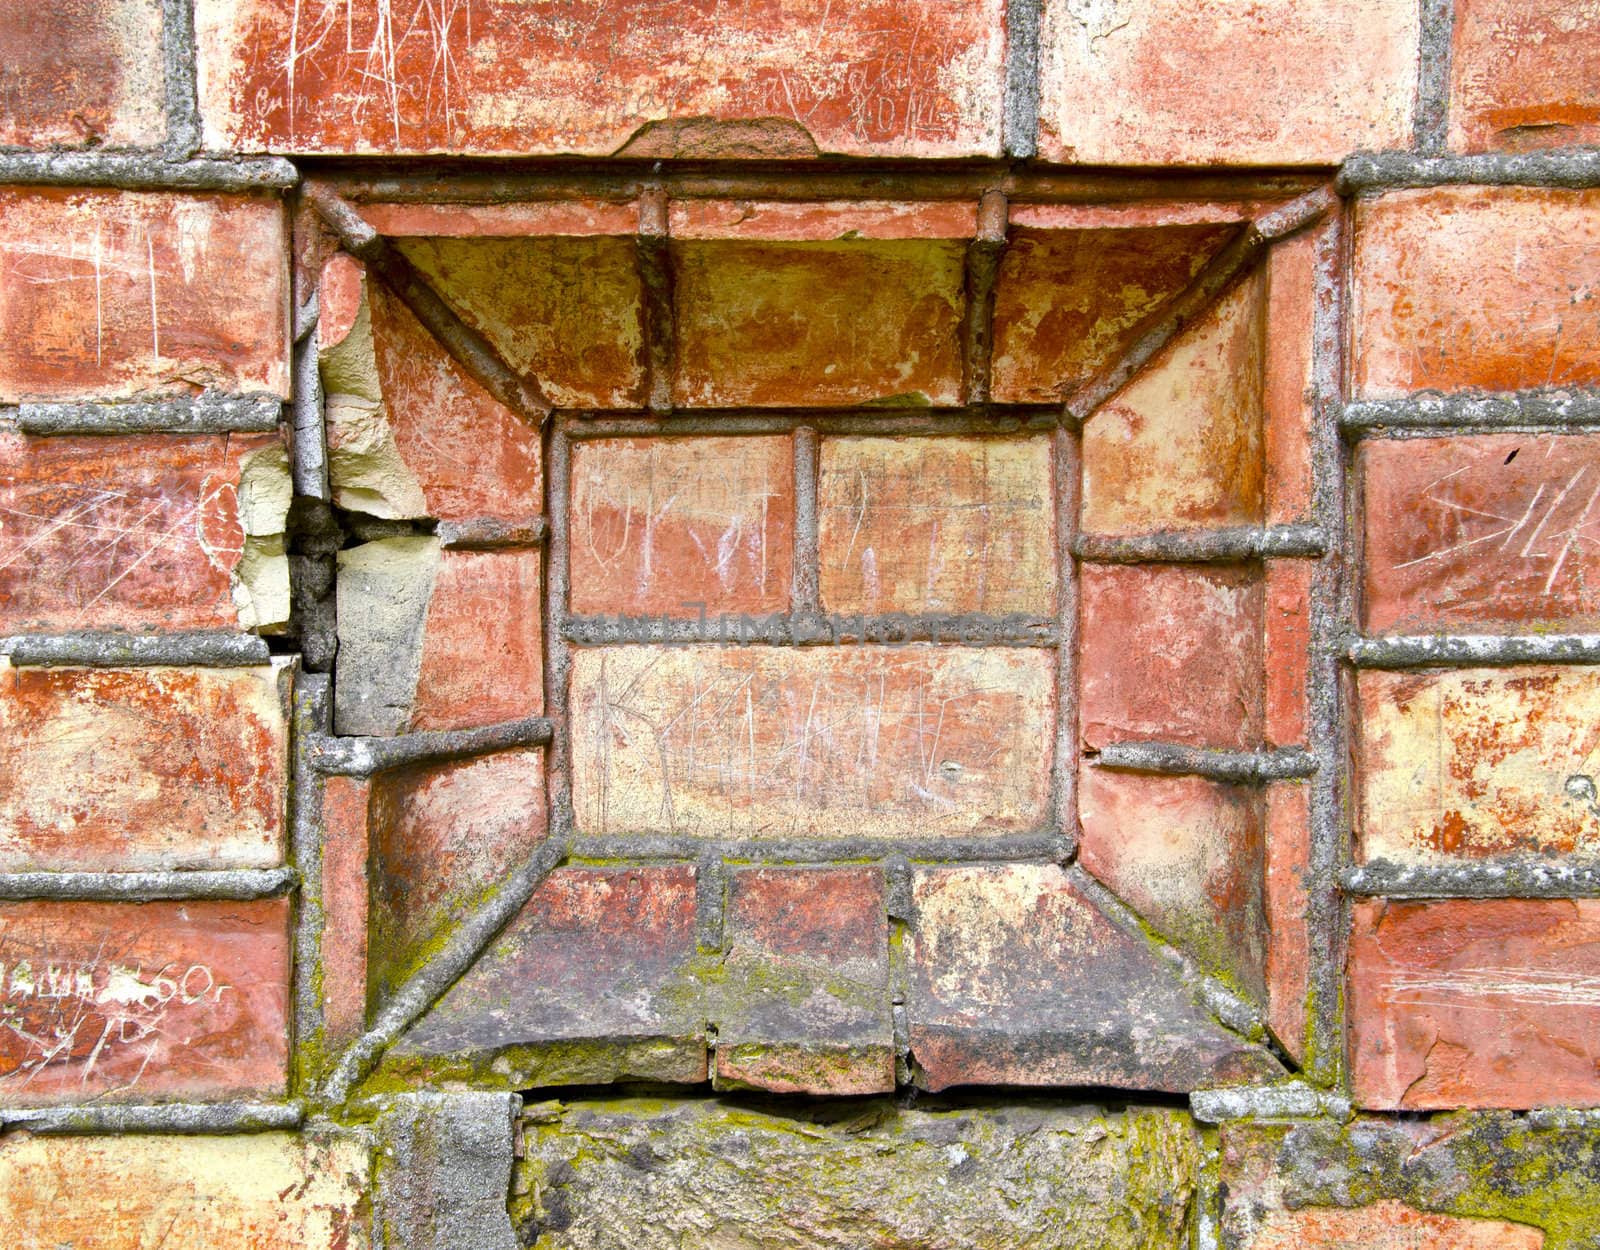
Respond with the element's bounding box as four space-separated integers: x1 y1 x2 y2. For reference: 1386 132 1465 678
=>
1449 0 1600 153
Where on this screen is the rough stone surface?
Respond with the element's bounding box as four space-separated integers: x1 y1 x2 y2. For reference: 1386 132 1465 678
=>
991 222 1236 405
569 436 793 617
0 899 289 1104
1037 0 1418 165
197 0 1005 158
369 749 548 1003
1348 898 1600 1109
1079 564 1263 750
0 189 289 402
1356 667 1600 863
1082 271 1265 536
1449 0 1600 153
908 864 1282 1092
1078 769 1267 1002
0 661 289 872
1360 434 1600 634
816 435 1057 615
569 645 1054 838
673 240 966 407
373 1092 519 1250
1352 188 1600 398
0 430 291 633
714 866 893 1096
512 1096 1200 1250
0 1131 369 1249
383 866 706 1089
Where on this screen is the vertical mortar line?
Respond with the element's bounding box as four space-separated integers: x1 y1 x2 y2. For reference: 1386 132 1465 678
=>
959 191 1009 406
544 426 576 845
290 201 331 504
1414 0 1456 154
1305 203 1351 1088
160 0 202 158
1052 423 1082 859
793 426 821 614
1002 0 1042 159
638 187 676 414
289 671 332 1093
884 855 913 1086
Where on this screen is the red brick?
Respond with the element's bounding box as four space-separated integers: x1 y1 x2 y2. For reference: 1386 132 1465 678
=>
1264 782 1311 1063
1248 1202 1545 1250
320 774 371 1052
1450 0 1600 152
1082 271 1265 535
0 662 289 873
1265 560 1313 746
908 864 1282 1092
1080 564 1263 750
1356 667 1600 864
398 236 645 409
1348 898 1600 1109
196 0 1004 158
570 646 1054 839
674 240 965 407
369 281 543 525
1352 187 1600 398
0 430 290 633
0 0 165 148
1264 229 1319 526
715 867 893 1096
569 436 793 617
0 189 289 402
816 435 1057 615
0 1132 370 1250
991 224 1236 405
1037 0 1417 164
369 749 548 1002
671 200 979 241
1078 768 1267 1000
0 899 289 1104
384 866 706 1087
364 199 641 238
1360 434 1600 634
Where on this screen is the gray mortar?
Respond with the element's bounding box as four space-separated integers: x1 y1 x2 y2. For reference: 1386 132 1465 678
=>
560 409 1063 440
693 854 727 955
372 1093 521 1250
0 868 296 901
1413 0 1456 154
0 631 270 667
18 393 283 436
292 310 332 503
1343 858 1600 898
1252 185 1338 241
1190 1082 1351 1123
3 1101 304 1134
1053 426 1082 851
1348 632 1600 667
544 431 576 850
560 610 1058 647
0 151 298 190
792 427 821 613
567 833 1072 865
1343 388 1600 434
1002 0 1041 158
437 518 548 549
958 192 1008 405
160 0 201 157
636 188 676 415
291 674 333 1089
1074 524 1328 564
1091 742 1318 784
307 717 556 777
1339 147 1600 192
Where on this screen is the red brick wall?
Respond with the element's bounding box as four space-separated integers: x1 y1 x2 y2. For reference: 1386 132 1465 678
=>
2 2 1599 1246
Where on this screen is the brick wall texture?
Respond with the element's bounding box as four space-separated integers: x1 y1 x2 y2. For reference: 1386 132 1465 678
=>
3 2 1600 1246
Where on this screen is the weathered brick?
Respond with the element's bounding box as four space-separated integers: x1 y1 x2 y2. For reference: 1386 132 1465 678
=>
908 864 1282 1092
0 0 165 148
1079 768 1267 1000
335 541 543 735
0 661 289 873
1356 667 1600 863
991 223 1237 404
1265 560 1313 746
1352 188 1600 397
1360 434 1600 634
1080 564 1263 750
383 866 705 1088
569 436 793 617
1037 0 1418 165
1248 1202 1545 1250
1264 229 1319 526
673 240 965 407
321 774 371 1052
0 189 289 402
714 867 893 1096
398 237 645 409
368 749 548 1002
1264 782 1311 1063
570 646 1054 839
0 899 289 1104
816 435 1057 615
197 0 1004 158
1449 0 1600 153
0 1132 370 1249
363 200 642 238
670 200 979 241
1082 271 1265 535
0 430 291 633
1348 898 1600 1109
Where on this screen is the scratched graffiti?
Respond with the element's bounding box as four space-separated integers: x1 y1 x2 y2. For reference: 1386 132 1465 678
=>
570 645 1053 838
